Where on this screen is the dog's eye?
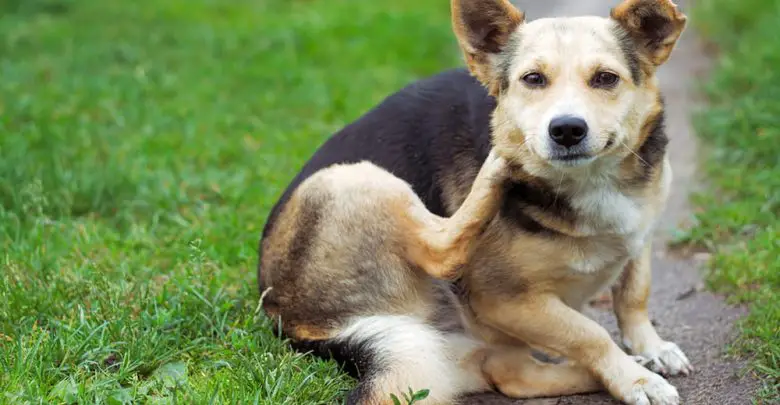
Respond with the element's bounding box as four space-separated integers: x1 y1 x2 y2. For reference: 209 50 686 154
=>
590 71 620 89
521 72 547 88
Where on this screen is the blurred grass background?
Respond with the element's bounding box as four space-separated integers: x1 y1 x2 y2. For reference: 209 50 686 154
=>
0 0 459 403
689 0 780 400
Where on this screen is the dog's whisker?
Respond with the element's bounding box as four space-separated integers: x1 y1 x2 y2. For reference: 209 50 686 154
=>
572 169 587 200
621 141 650 167
552 169 565 208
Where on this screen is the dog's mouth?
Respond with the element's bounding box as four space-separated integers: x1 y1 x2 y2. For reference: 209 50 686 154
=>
553 153 591 161
545 134 617 167
549 153 596 167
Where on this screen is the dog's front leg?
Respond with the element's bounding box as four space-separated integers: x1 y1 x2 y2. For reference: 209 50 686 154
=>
404 150 509 280
613 244 693 376
476 294 680 405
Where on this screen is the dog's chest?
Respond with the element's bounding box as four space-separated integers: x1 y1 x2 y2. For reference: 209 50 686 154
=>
571 184 645 236
555 187 654 307
566 186 652 273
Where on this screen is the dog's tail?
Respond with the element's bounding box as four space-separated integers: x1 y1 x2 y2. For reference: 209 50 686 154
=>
291 315 489 404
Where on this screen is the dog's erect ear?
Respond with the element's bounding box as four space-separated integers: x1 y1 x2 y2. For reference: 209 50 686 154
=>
451 0 524 95
611 0 687 67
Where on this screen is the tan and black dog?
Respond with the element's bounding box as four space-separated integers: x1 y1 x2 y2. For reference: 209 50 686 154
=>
259 1 691 404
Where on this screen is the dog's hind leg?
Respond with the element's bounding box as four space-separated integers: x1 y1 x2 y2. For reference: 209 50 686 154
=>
402 150 509 281
482 345 601 398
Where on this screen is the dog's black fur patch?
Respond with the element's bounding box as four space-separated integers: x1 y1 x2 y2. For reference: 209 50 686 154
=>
611 24 643 84
501 196 560 237
630 96 669 186
284 332 384 404
289 337 379 380
637 98 669 170
496 32 521 92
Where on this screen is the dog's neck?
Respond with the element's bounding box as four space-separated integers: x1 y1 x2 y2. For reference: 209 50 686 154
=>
503 145 669 238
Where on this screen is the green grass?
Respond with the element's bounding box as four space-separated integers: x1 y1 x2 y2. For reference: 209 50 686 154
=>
686 0 780 401
0 0 460 403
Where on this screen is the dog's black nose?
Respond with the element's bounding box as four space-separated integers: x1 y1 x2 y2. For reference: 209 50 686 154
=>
549 116 588 147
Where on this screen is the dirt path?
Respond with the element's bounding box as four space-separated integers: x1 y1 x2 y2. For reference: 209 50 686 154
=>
466 1 759 404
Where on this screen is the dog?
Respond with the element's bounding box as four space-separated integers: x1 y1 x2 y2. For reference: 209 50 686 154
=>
258 0 691 404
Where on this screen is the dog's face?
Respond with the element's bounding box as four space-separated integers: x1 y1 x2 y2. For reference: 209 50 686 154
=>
498 16 659 169
452 0 686 174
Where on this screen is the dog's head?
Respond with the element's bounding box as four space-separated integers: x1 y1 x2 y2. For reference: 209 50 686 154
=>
452 0 686 176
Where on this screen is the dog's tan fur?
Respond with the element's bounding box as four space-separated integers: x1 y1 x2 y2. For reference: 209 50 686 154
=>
260 1 690 404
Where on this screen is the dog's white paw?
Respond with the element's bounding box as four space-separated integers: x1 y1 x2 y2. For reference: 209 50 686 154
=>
625 373 680 405
603 355 681 405
632 341 693 376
